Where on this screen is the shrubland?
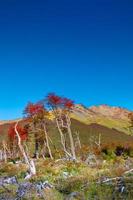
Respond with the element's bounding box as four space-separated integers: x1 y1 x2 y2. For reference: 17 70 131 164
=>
1 93 133 199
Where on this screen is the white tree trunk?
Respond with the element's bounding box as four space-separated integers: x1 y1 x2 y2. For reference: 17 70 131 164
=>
14 121 36 178
66 115 76 160
56 119 72 158
43 123 53 160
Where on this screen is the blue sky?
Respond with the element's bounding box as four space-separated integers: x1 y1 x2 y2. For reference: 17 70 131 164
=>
0 0 133 119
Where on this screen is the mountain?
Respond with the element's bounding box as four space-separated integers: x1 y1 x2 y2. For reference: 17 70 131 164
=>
73 104 130 121
72 104 131 134
90 105 130 120
0 119 19 125
0 105 132 147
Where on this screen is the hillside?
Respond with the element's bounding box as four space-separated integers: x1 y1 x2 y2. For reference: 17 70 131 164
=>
1 105 133 200
72 104 131 135
0 104 133 147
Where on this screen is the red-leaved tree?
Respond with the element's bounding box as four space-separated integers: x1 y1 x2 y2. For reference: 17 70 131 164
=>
8 123 28 158
24 102 53 159
8 124 28 141
46 93 76 160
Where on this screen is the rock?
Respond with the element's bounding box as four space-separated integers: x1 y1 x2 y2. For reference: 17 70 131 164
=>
16 182 32 199
35 181 53 198
16 180 53 199
0 176 18 186
116 177 126 193
42 181 53 189
85 153 98 167
62 171 69 178
36 181 53 190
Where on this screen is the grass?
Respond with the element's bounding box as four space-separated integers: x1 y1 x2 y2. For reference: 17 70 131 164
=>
1 110 133 199
72 110 130 133
1 157 133 199
0 115 133 199
1 117 133 150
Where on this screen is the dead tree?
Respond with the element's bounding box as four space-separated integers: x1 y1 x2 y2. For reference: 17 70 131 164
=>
14 121 36 179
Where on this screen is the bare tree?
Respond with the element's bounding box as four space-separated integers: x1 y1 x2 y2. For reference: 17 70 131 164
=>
14 120 36 179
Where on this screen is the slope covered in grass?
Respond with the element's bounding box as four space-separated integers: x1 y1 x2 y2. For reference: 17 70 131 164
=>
1 118 133 149
72 104 131 135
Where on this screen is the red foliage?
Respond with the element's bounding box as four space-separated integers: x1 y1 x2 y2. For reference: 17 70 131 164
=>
47 93 74 110
24 102 44 117
47 93 62 106
62 98 74 109
8 124 28 141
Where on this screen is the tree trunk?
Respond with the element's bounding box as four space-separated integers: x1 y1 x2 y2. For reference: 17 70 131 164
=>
15 121 36 178
66 116 76 160
43 123 53 160
56 119 72 158
34 139 39 159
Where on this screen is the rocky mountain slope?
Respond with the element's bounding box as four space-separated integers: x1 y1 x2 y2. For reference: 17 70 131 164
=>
73 104 130 121
72 104 131 134
90 105 130 120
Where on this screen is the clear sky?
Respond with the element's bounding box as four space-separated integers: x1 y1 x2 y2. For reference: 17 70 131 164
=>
0 0 133 119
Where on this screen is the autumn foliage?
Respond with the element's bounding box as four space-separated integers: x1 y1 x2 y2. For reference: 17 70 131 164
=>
47 93 62 107
47 93 74 110
7 93 75 160
8 124 28 141
24 102 44 117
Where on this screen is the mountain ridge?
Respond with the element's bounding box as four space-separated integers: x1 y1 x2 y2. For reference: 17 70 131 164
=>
0 105 131 136
89 104 130 120
72 104 131 135
0 104 131 123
